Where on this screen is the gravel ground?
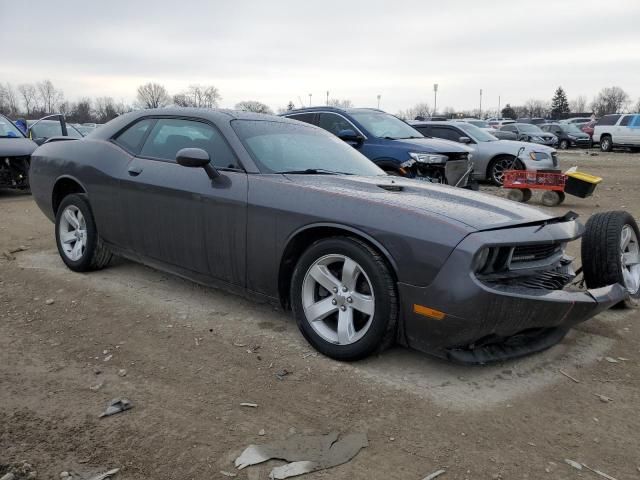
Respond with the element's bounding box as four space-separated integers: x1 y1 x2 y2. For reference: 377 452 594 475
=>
1 149 639 480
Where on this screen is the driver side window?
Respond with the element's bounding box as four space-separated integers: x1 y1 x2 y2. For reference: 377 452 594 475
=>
318 113 356 135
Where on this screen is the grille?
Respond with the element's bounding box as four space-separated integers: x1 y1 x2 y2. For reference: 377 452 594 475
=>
445 152 469 161
486 269 573 290
511 243 561 263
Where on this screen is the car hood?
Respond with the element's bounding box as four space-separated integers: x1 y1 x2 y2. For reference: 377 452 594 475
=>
284 174 555 231
389 137 472 153
0 137 38 156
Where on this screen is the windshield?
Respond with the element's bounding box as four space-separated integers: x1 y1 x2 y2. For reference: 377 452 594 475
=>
519 124 543 133
460 123 498 142
232 120 385 176
564 124 584 134
0 116 24 138
349 111 423 139
466 120 490 128
29 120 83 139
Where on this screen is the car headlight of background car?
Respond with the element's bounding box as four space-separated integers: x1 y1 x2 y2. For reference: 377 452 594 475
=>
529 151 550 161
530 136 543 142
409 152 448 164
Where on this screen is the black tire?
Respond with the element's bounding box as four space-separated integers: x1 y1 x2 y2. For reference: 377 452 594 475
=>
559 139 570 150
582 211 640 308
541 190 563 207
290 236 398 360
55 193 112 272
506 189 525 202
488 155 522 186
600 135 613 152
521 188 533 203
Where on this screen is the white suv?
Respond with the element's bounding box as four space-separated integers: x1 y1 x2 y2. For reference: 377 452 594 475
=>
593 113 640 152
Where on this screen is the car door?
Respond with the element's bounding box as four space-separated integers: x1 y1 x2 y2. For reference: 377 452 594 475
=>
120 117 248 284
617 115 633 144
630 115 640 145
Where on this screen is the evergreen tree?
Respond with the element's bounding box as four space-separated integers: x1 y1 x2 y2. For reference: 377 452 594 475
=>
501 104 516 119
551 87 570 116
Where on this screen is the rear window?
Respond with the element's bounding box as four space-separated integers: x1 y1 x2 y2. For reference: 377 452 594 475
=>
285 113 316 125
597 114 621 126
620 115 632 126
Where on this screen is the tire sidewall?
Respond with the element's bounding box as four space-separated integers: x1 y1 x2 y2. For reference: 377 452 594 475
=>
600 136 612 152
55 194 99 272
290 237 395 360
559 140 569 150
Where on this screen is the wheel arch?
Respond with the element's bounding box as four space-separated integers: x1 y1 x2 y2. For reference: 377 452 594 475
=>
52 175 88 216
372 157 403 172
278 223 399 309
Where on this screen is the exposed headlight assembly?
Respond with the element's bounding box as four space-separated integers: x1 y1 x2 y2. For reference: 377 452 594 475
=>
531 136 543 142
409 152 448 164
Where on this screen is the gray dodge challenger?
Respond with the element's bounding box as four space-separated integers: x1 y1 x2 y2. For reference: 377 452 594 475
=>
29 108 639 364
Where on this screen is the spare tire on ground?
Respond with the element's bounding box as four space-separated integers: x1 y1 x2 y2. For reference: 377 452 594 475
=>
582 211 640 308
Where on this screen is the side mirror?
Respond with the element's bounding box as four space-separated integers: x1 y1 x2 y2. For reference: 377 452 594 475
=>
337 129 363 144
176 148 219 179
459 136 472 144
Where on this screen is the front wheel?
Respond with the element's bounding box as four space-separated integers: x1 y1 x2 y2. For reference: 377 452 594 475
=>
290 237 398 360
55 194 112 272
600 136 613 152
582 211 640 308
559 139 570 150
489 156 521 186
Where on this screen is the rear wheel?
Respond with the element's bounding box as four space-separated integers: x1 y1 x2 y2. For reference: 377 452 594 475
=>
600 135 613 152
582 211 640 308
290 237 398 360
541 190 565 207
559 139 570 150
506 188 532 203
55 194 112 272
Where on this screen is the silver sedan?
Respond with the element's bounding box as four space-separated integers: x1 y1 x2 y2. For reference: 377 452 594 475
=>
409 121 558 185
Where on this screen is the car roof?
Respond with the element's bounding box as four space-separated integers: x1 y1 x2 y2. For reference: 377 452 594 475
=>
282 106 384 116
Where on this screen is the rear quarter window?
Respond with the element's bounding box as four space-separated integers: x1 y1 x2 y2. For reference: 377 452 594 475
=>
285 113 316 125
597 115 621 126
114 119 155 153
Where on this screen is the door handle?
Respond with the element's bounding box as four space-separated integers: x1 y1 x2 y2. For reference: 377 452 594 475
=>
128 166 143 176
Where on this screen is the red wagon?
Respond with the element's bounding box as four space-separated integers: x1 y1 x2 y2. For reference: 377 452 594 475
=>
503 170 567 206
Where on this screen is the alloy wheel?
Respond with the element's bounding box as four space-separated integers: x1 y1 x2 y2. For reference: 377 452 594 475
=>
620 225 640 294
59 205 87 261
492 157 516 185
301 254 375 345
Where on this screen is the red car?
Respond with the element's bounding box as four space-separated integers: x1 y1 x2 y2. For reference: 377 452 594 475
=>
581 120 596 139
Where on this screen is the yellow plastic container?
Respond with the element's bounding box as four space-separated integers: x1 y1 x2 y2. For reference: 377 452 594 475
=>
564 171 602 198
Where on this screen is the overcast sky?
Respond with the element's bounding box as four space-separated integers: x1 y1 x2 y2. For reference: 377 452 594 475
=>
2 0 639 113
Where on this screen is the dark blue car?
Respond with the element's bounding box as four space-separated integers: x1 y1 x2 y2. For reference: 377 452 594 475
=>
280 107 475 188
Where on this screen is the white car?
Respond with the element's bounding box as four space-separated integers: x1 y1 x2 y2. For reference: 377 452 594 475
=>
593 114 640 152
409 120 558 185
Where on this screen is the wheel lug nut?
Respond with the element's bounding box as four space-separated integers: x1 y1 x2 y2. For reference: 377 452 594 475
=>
331 299 337 305
347 297 353 303
332 287 338 293
340 306 347 311
342 286 348 292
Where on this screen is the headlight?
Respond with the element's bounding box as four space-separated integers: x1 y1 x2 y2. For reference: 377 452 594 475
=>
399 159 416 169
531 136 543 142
409 152 448 164
529 151 549 161
472 247 491 272
567 135 576 139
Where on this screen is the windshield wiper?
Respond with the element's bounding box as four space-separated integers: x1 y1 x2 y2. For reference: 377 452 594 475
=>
277 168 352 175
396 136 423 139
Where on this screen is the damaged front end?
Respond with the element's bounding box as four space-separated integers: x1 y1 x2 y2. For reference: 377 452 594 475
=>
0 156 31 189
398 213 627 364
402 151 475 189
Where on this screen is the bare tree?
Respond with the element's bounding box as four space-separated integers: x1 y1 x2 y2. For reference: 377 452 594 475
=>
569 95 588 113
0 83 20 115
234 100 272 114
328 98 353 108
396 102 432 120
173 84 221 108
136 82 170 109
37 79 63 114
523 98 549 118
114 100 132 116
18 83 37 115
94 96 118 122
590 86 630 116
635 98 640 113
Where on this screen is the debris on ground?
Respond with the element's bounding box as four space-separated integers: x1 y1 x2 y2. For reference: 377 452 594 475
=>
240 402 258 408
99 398 133 418
0 473 15 480
565 459 583 470
86 468 120 480
234 431 368 479
0 461 38 480
118 369 127 377
259 429 266 436
9 245 28 254
559 370 580 383
275 369 291 380
220 471 237 477
103 354 113 362
90 382 104 391
2 251 16 261
582 464 618 480
604 357 619 363
422 470 446 480
60 471 70 478
45 298 55 305
301 352 317 359
594 394 613 403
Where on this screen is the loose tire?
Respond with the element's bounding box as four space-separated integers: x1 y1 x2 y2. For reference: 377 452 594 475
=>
559 139 570 150
290 237 398 360
506 188 531 203
541 190 565 207
55 194 112 272
600 135 613 152
582 211 640 308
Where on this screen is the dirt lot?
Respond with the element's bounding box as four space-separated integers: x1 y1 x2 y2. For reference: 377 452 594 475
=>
1 150 639 480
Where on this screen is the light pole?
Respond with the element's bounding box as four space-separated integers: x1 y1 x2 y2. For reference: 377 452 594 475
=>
377 94 381 109
326 91 329 106
308 93 312 107
479 89 483 119
433 84 438 115
498 95 501 117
